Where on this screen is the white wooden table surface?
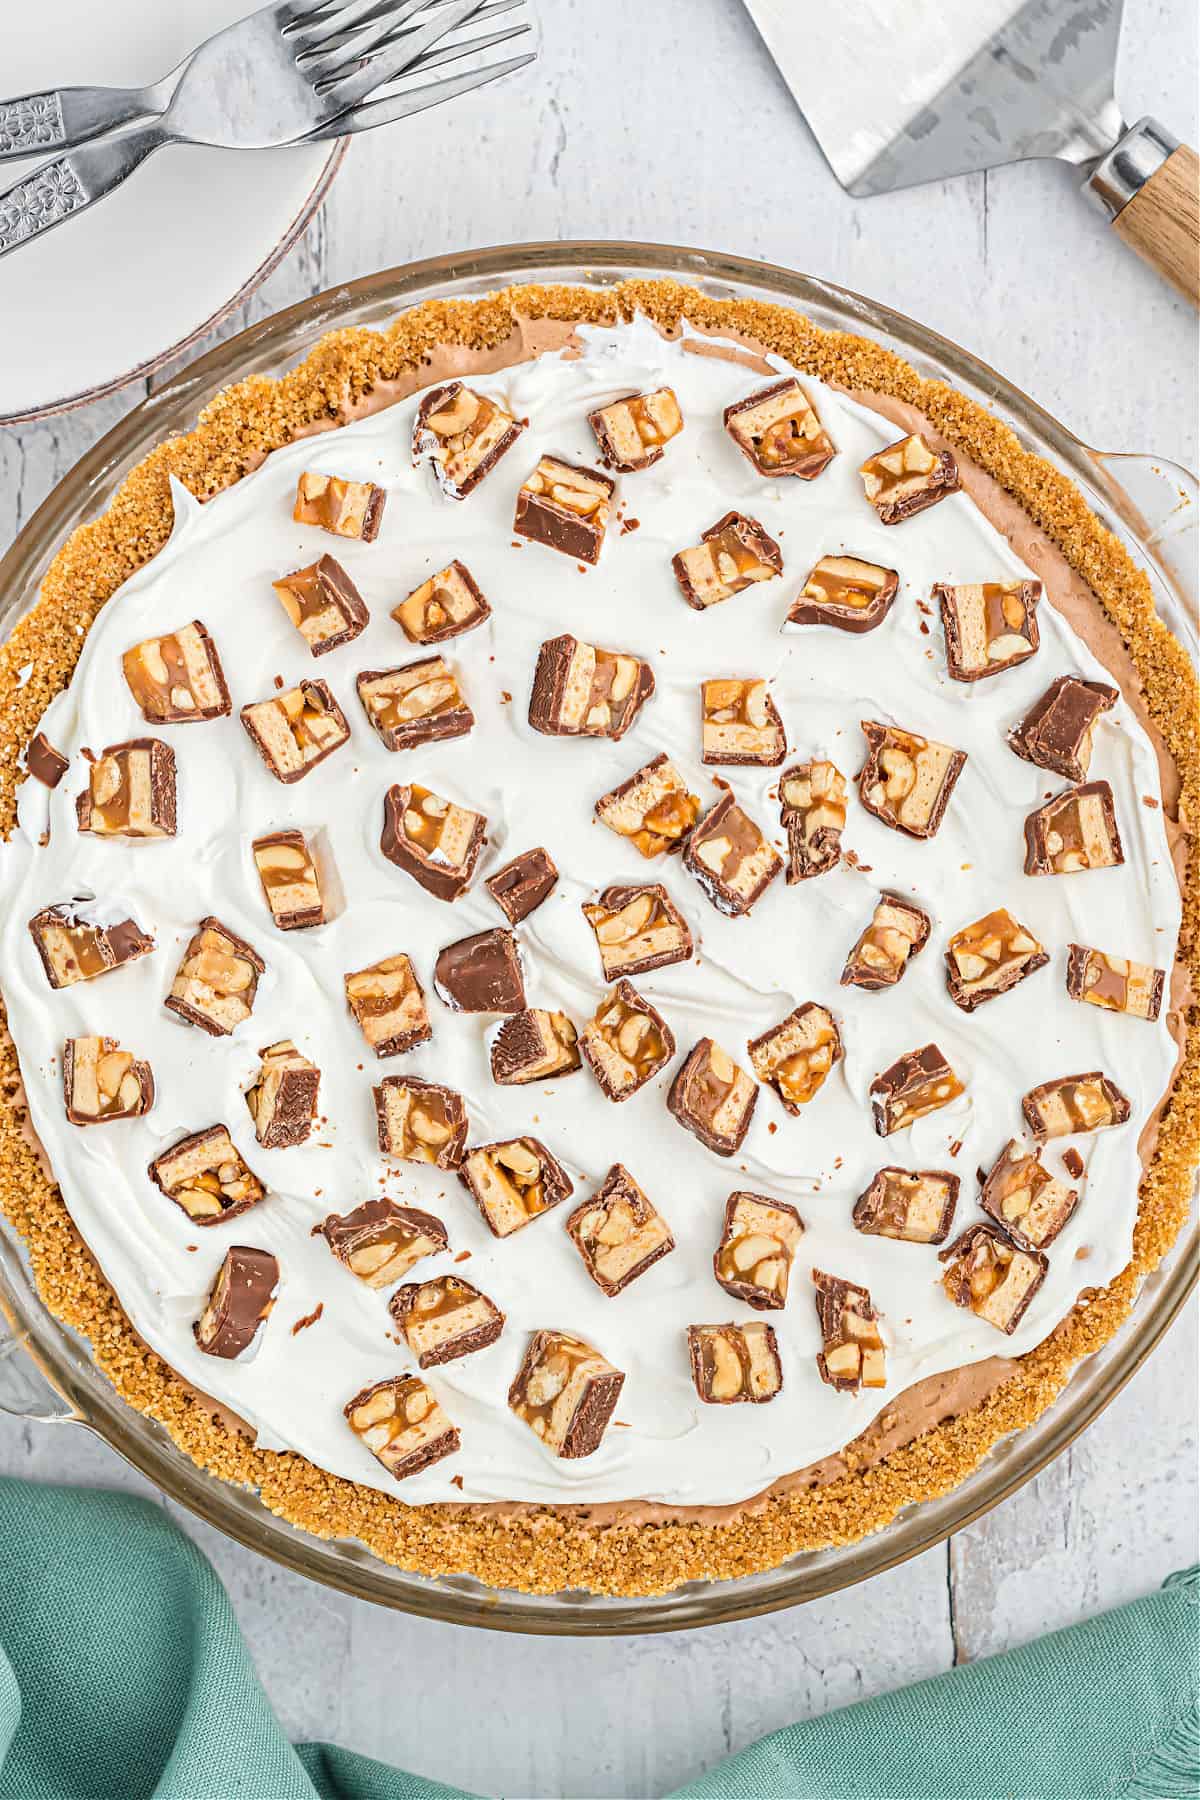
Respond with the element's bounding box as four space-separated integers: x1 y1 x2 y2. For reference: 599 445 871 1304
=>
1 1 1197 1793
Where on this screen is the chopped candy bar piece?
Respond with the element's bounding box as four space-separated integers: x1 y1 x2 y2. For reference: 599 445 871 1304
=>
566 1165 675 1295
148 1125 265 1226
356 656 473 752
724 378 835 479
508 1330 625 1456
582 882 693 980
940 1223 1047 1334
165 918 264 1037
859 434 959 524
579 980 674 1101
374 1076 468 1169
245 1040 319 1149
813 1271 887 1391
858 720 966 839
1008 675 1118 781
29 902 153 990
780 760 847 881
786 555 899 633
344 952 431 1058
392 560 491 645
434 927 524 1014
528 633 654 740
194 1246 278 1360
683 791 782 917
944 908 1049 1011
1066 944 1165 1021
252 829 332 931
413 382 523 499
514 455 614 562
380 782 487 901
293 470 385 540
1021 1071 1132 1142
391 1275 505 1368
852 1167 958 1245
122 621 230 724
27 731 68 788
700 677 786 766
76 738 176 838
935 579 1041 680
668 1037 757 1157
688 1322 782 1404
714 1192 803 1310
980 1139 1079 1250
1024 780 1124 875
345 1375 459 1480
841 892 930 990
594 753 700 858
870 1043 964 1137
490 1009 581 1085
240 679 350 783
485 846 558 923
672 512 783 610
319 1197 448 1288
458 1137 573 1237
63 1035 154 1125
272 554 368 656
747 1003 842 1116
589 387 683 471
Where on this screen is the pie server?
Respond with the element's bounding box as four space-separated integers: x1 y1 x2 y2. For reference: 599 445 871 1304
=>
742 0 1198 305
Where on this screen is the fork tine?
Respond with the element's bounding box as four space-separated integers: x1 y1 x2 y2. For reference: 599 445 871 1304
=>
308 49 534 137
350 0 524 57
397 17 531 73
318 0 489 107
289 0 424 50
301 0 434 79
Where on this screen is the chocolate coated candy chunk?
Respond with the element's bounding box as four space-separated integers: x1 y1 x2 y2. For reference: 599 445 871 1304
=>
392 560 491 645
29 901 153 990
1020 1071 1131 1142
747 1003 841 1115
813 1270 886 1392
939 1223 1047 1334
859 434 959 523
345 1375 460 1481
380 782 487 901
579 980 674 1101
700 678 786 766
194 1246 278 1359
485 846 559 923
374 1075 469 1168
683 791 782 917
582 882 693 980
245 1040 319 1149
841 892 930 990
589 387 683 471
566 1166 674 1296
713 1192 803 1309
528 633 654 740
786 555 898 633
390 1275 505 1369
672 512 782 610
858 719 966 839
724 378 835 479
668 1038 757 1156
356 656 473 752
434 927 525 1014
77 739 176 838
148 1125 266 1226
252 830 328 931
688 1322 782 1404
780 760 846 881
509 1330 625 1457
458 1137 573 1238
319 1197 448 1287
1066 944 1165 1021
1024 781 1124 874
240 679 350 783
27 731 68 788
944 908 1048 1010
490 1009 581 1084
293 471 385 540
165 917 264 1037
344 952 431 1057
272 554 368 656
63 1034 155 1125
979 1139 1078 1251
413 382 524 499
514 456 614 562
1008 675 1117 781
852 1168 958 1245
594 754 700 858
935 579 1040 681
122 620 230 724
870 1042 964 1137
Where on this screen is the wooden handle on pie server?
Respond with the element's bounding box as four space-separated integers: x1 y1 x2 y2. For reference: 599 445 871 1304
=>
1087 120 1199 307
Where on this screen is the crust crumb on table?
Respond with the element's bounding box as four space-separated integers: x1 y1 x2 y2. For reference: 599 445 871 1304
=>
0 279 1197 1598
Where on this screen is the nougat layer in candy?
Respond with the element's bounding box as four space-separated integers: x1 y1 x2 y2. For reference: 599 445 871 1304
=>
1024 781 1124 875
940 1224 1047 1334
76 739 176 838
392 560 491 644
528 634 654 739
594 754 700 858
683 792 782 917
859 434 959 523
490 1009 581 1085
853 1168 958 1245
319 1197 448 1287
380 783 487 901
714 1192 803 1309
724 378 835 478
390 1275 505 1368
1066 944 1165 1021
566 1166 674 1296
944 909 1048 1011
786 555 898 633
165 917 264 1037
252 830 327 931
841 892 930 990
582 883 693 980
434 927 524 1014
374 1076 468 1169
122 621 230 724
63 1035 155 1125
1021 1071 1132 1141
345 1376 459 1481
245 1040 319 1149
356 656 473 752
509 1330 625 1456
514 456 614 562
344 952 431 1057
747 1003 841 1115
195 1246 278 1360
668 1038 757 1156
858 720 966 839
813 1271 886 1392
240 679 350 783
413 382 523 498
1008 675 1117 780
458 1137 573 1237
980 1139 1078 1250
672 512 782 610
701 678 786 766
485 846 559 923
689 1322 782 1403
272 554 368 656
579 980 674 1101
589 387 683 471
935 580 1040 680
293 471 385 540
780 760 846 881
870 1043 964 1137
148 1125 265 1226
29 903 153 990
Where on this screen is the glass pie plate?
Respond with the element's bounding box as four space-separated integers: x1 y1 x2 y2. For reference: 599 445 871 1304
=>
0 242 1196 1635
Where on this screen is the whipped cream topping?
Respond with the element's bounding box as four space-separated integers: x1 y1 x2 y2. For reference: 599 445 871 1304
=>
0 318 1181 1508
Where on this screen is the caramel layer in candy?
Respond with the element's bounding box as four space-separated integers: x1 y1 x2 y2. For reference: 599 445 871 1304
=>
391 1275 505 1368
945 908 1049 1011
458 1137 573 1237
485 846 558 923
252 829 328 931
241 679 350 783
724 378 835 479
714 1192 803 1310
747 1003 842 1116
672 512 782 610
870 1043 964 1137
859 434 959 523
357 656 473 752
165 917 264 1037
272 554 368 656
579 980 674 1101
780 760 847 882
1066 944 1165 1021
195 1246 278 1360
26 731 68 788
413 382 523 499
392 560 491 645
935 579 1040 681
148 1125 265 1226
852 1167 958 1245
122 621 230 724
374 1076 468 1169
63 1035 154 1125
380 782 487 902
858 719 966 839
345 1375 459 1480
345 952 431 1057
528 633 654 740
813 1271 887 1392
514 456 614 563
668 1038 757 1156
245 1040 319 1149
684 792 782 917
589 387 683 471
786 555 899 633
490 1009 581 1085
594 754 700 858
567 1165 674 1296
980 1139 1078 1250
940 1223 1047 1334
701 678 786 766
1021 1071 1131 1141
76 739 176 838
319 1197 448 1287
293 471 385 541
29 902 153 990
1024 780 1123 875
841 892 930 991
582 883 693 980
688 1322 782 1404
509 1330 625 1456
1008 675 1117 781
434 927 524 1014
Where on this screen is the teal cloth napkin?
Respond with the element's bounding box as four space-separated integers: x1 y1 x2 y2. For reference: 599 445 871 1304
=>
0 1477 1195 1800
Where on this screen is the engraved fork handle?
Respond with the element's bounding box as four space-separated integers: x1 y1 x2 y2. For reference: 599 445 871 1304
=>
0 123 168 259
0 83 173 163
